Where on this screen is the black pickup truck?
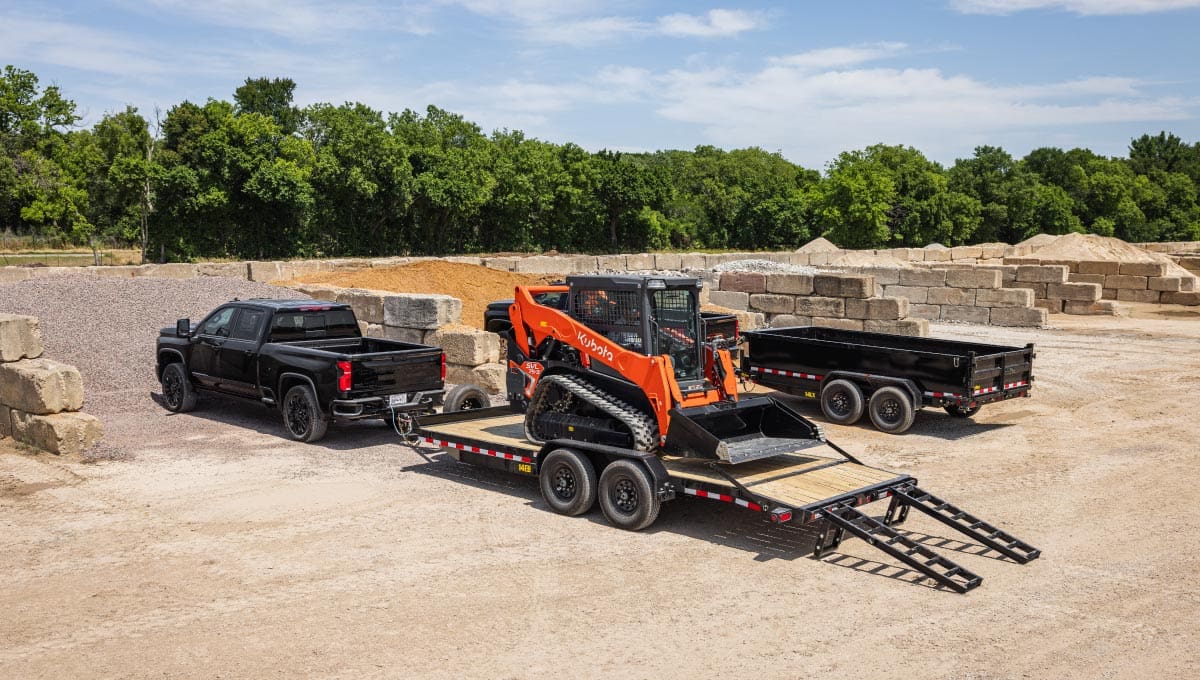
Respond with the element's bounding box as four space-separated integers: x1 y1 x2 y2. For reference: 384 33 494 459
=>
155 299 469 442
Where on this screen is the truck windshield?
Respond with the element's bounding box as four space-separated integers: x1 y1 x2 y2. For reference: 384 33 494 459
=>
269 309 359 341
651 289 701 382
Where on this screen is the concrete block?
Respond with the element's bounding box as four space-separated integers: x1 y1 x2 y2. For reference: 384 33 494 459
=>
1102 288 1117 299
1160 291 1200 305
1064 300 1118 315
909 304 941 321
514 256 571 274
989 265 1019 283
923 248 951 262
444 256 484 266
786 253 813 266
0 314 44 362
289 283 340 302
1039 259 1078 273
483 256 518 272
446 362 505 394
1016 265 1069 283
708 291 749 311
808 253 834 266
719 272 767 294
989 307 1047 327
864 318 929 337
946 268 1002 289
839 274 875 299
1003 257 1042 266
845 297 908 321
949 246 983 260
860 267 900 286
135 263 198 279
883 285 928 304
10 410 103 455
1116 289 1161 303
898 268 947 287
794 296 845 317
1148 277 1182 292
1181 277 1197 292
1069 273 1107 286
334 288 386 324
1105 274 1148 290
765 273 813 296
732 310 766 331
812 273 844 297
0 404 9 438
976 288 1034 307
654 253 682 270
85 265 138 278
382 294 461 329
570 256 598 272
364 323 384 337
427 324 501 366
1118 262 1167 277
595 255 626 271
1177 256 1200 272
247 261 294 282
196 262 250 279
941 306 991 324
980 244 1007 260
380 326 430 344
621 253 652 270
812 317 864 331
1077 260 1121 276
679 253 707 270
1047 282 1102 302
0 267 33 284
749 294 795 314
1005 281 1046 298
1036 299 1064 313
26 267 78 279
927 287 976 306
0 358 84 414
767 314 810 328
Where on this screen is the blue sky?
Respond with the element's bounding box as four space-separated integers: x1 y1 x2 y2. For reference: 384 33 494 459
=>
2 0 1198 168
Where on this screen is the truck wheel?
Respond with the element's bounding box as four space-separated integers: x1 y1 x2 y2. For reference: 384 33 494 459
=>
283 385 328 443
598 460 661 531
160 362 197 413
445 383 489 412
944 403 982 418
868 386 915 434
820 379 864 425
539 448 597 516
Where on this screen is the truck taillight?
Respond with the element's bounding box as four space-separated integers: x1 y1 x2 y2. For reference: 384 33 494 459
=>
440 353 446 381
337 361 352 392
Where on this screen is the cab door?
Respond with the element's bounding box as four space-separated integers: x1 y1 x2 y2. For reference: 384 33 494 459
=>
191 306 236 388
217 307 266 397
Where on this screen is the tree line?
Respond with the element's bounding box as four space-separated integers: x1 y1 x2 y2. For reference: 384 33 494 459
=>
3 65 1199 262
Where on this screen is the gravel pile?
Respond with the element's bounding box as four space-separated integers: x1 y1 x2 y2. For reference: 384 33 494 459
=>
0 276 306 401
711 259 816 275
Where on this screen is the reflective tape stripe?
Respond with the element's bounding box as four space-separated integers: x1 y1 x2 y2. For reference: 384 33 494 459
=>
749 366 823 381
924 391 961 399
423 437 533 464
683 486 763 512
972 380 1028 396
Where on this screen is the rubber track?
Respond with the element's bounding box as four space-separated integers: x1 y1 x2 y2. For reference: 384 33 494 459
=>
526 374 659 452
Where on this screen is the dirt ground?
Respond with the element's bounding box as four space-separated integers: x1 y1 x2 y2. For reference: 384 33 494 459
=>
3 308 1200 678
286 261 554 330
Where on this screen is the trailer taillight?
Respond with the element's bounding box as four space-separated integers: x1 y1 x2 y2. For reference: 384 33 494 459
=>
440 352 446 381
734 319 740 342
337 361 352 392
770 508 793 524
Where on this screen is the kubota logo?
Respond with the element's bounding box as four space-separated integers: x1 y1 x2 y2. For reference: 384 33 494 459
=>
577 331 614 362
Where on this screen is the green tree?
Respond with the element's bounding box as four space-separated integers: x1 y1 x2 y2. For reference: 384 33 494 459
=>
234 77 299 135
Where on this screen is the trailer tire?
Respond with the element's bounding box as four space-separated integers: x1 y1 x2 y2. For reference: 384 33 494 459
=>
160 362 197 413
598 460 661 531
445 383 489 412
820 379 864 425
944 403 981 418
868 386 915 434
539 448 597 516
283 385 328 443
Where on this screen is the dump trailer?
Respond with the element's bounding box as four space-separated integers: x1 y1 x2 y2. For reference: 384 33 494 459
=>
742 326 1035 434
409 275 1039 593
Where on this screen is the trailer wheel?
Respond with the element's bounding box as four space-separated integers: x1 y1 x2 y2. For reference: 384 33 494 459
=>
539 448 597 516
598 460 661 531
445 383 489 412
944 403 982 418
820 379 864 425
868 386 915 434
283 385 328 443
160 362 197 413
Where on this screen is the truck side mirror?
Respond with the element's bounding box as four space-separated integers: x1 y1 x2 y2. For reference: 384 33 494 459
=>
176 319 191 337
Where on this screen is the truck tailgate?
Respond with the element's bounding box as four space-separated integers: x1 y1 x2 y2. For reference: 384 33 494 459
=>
965 345 1034 399
353 349 442 395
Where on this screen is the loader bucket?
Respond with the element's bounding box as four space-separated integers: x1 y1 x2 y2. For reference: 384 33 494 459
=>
663 396 826 464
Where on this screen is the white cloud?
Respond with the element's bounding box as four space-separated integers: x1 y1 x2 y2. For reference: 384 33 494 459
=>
657 9 767 38
768 42 908 71
140 0 434 40
0 17 168 78
951 0 1200 14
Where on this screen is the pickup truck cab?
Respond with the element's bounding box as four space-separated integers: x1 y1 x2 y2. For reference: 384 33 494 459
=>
156 299 458 442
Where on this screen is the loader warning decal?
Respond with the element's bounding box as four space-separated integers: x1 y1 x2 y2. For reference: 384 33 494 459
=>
511 360 545 398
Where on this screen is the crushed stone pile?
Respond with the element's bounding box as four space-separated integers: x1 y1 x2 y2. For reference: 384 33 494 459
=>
712 259 816 275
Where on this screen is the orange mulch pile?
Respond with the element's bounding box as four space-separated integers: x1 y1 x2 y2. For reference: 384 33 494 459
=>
286 260 556 329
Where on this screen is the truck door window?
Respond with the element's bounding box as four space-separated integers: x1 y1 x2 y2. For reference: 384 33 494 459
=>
231 309 265 341
200 307 236 337
270 309 358 341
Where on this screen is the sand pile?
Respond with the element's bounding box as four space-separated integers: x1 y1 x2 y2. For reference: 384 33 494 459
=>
1018 233 1060 248
286 260 555 330
1031 233 1158 263
828 251 913 268
796 237 840 253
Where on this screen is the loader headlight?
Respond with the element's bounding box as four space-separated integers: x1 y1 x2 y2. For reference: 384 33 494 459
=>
647 279 666 290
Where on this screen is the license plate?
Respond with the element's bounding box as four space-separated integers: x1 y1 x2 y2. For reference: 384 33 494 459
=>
388 393 409 407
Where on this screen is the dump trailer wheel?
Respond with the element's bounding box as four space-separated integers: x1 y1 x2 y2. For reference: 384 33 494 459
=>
539 448 597 516
445 383 490 412
944 403 981 418
282 385 328 443
868 386 915 434
598 460 661 531
160 362 198 413
820 379 864 425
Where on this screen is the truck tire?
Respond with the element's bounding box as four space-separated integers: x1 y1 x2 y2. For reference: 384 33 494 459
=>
944 403 982 418
539 448 597 516
160 362 198 413
445 383 489 412
820 379 864 425
598 460 661 531
282 384 328 443
868 386 916 434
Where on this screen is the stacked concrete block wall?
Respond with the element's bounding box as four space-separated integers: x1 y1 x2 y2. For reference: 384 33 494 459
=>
1002 257 1200 306
0 314 103 455
867 266 1048 327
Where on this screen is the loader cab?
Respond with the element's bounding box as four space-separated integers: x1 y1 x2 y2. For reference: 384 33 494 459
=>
566 275 705 387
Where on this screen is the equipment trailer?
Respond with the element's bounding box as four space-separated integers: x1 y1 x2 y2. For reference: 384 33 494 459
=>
414 406 1040 593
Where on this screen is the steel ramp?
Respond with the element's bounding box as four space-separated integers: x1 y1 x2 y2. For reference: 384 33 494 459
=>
813 502 984 593
886 484 1041 564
